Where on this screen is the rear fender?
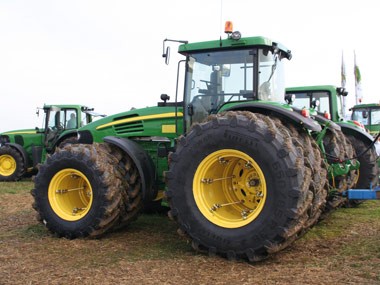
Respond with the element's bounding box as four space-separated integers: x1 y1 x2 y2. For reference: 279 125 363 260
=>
225 102 322 132
312 114 341 131
103 136 157 202
338 123 374 146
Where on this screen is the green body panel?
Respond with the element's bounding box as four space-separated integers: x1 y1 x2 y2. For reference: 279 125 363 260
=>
80 106 184 141
1 129 43 168
78 105 184 190
0 104 100 172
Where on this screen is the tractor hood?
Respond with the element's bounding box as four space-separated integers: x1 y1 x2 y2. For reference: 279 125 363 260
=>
78 105 184 143
1 128 37 135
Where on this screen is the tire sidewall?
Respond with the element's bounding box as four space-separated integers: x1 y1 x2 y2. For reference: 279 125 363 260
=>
170 121 299 251
0 146 24 181
35 152 106 235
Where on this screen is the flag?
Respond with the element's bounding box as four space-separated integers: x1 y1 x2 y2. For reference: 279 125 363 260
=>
354 50 363 103
341 51 346 88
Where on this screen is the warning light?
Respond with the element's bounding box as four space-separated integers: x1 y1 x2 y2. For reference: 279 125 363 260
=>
323 112 331 120
225 21 233 34
301 108 310 118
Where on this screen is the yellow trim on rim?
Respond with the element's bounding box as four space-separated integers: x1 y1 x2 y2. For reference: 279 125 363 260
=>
96 112 183 130
48 168 93 221
193 149 266 228
0 154 17 176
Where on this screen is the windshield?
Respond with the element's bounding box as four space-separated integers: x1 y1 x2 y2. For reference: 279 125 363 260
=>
45 108 78 130
288 90 333 114
351 107 380 127
184 48 286 127
352 109 369 125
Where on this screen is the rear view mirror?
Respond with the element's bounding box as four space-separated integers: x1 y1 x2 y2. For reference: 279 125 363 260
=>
163 46 170 65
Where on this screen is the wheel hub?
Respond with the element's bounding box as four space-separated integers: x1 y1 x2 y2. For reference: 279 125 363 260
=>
193 149 266 228
48 168 93 221
0 155 16 176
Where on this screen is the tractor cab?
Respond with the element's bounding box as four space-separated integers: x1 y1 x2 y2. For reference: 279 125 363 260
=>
180 39 290 130
40 105 104 152
285 85 348 122
350 103 380 137
163 22 292 133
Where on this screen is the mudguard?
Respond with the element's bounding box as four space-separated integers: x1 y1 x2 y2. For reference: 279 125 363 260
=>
103 136 157 202
311 114 341 131
227 102 322 132
337 122 375 146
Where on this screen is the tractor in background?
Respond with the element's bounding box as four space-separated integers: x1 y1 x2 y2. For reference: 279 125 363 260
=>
285 85 379 192
350 103 380 138
0 104 105 181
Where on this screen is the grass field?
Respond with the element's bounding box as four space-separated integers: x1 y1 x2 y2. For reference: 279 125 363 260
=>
1 180 379 284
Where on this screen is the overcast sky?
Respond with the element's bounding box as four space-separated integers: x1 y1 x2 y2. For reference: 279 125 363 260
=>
0 0 378 132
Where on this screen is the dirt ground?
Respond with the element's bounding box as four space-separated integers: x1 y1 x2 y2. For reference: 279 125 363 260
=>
1 187 380 285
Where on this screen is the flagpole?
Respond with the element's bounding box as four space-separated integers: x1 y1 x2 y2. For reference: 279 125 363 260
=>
341 50 346 117
354 51 358 104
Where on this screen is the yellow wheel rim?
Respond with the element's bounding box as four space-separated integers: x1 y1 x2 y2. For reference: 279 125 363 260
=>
48 168 93 221
193 149 266 228
0 154 17 176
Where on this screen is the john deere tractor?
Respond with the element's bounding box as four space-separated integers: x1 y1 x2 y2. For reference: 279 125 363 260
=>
0 104 104 181
285 85 379 194
32 24 378 262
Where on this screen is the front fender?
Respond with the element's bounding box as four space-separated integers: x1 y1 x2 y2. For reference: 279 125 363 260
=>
103 136 156 202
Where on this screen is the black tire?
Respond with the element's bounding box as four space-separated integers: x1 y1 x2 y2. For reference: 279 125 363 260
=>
58 136 79 149
346 135 379 188
167 111 313 262
323 129 358 209
32 143 126 238
108 145 144 230
286 123 328 228
0 145 25 181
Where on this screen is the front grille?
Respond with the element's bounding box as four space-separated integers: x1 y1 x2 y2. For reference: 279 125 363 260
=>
14 135 24 146
114 121 143 135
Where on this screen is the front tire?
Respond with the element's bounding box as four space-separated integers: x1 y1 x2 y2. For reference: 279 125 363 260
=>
167 112 314 261
32 143 125 238
0 146 25 181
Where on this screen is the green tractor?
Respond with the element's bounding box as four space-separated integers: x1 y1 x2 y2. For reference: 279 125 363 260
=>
285 85 379 192
0 104 104 181
32 25 378 262
350 103 380 137
349 102 380 179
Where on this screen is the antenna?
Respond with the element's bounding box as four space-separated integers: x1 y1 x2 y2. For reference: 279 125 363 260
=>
219 0 223 37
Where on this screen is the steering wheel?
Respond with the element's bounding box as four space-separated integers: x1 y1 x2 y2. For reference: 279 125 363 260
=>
200 79 220 88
